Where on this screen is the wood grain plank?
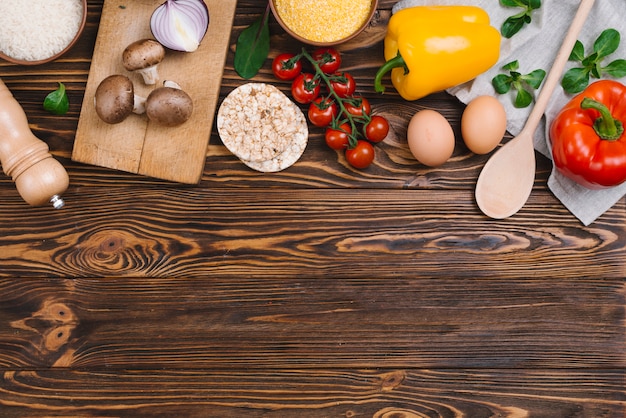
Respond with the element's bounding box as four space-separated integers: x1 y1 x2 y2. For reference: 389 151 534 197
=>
0 369 624 417
0 277 623 370
0 188 623 279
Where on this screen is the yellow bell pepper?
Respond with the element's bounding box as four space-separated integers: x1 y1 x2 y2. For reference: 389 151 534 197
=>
374 6 501 101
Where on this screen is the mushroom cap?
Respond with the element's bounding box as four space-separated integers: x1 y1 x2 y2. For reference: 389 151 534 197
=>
145 86 193 127
122 39 165 71
94 74 135 124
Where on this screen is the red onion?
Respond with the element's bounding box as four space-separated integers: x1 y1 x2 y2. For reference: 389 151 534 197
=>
150 0 209 52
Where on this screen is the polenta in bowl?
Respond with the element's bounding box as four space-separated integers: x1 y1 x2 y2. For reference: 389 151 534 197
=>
270 0 378 46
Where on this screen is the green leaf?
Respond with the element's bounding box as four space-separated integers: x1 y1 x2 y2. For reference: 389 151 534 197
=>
234 6 270 79
514 88 533 108
569 41 585 61
581 52 599 68
603 59 626 78
501 16 526 39
499 0 541 38
502 60 519 71
493 61 545 107
593 28 620 59
492 74 512 94
43 82 69 115
522 69 546 89
561 28 626 93
500 0 525 7
590 62 602 79
561 67 591 94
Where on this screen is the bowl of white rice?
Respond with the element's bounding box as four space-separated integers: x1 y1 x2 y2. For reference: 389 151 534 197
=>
0 0 87 65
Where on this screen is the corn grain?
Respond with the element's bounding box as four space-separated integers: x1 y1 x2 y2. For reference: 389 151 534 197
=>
274 0 372 43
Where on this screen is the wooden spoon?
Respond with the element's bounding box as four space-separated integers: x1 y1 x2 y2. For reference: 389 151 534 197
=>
475 0 596 219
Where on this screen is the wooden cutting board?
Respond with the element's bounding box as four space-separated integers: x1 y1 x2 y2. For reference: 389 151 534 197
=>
73 0 236 183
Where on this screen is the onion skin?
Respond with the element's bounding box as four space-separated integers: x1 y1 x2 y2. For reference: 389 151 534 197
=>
150 0 209 52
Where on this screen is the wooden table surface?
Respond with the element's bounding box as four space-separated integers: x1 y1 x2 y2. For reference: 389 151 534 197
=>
1 1 624 416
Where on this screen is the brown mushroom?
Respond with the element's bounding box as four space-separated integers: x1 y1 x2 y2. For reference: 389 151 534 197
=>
145 81 193 127
94 75 146 124
122 39 165 85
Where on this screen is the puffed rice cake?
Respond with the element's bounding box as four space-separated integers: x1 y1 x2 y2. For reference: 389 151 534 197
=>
217 83 308 172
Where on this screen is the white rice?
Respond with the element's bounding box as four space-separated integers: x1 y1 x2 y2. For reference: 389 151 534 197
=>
0 0 83 62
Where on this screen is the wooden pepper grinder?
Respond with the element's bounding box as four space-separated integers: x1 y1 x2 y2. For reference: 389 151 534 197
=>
0 79 69 209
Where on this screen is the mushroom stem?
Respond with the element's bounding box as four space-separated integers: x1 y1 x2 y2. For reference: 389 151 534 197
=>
133 95 147 114
138 66 159 85
163 80 182 89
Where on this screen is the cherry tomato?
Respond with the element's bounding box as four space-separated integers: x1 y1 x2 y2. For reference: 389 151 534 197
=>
308 97 338 128
291 73 320 104
325 123 352 150
312 47 342 74
330 72 356 98
272 53 302 81
343 96 371 119
345 140 375 169
364 115 390 143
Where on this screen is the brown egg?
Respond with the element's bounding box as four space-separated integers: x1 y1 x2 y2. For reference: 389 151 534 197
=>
461 95 507 154
407 109 455 167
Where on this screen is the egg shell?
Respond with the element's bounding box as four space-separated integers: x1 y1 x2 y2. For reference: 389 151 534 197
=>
407 109 455 167
461 95 507 155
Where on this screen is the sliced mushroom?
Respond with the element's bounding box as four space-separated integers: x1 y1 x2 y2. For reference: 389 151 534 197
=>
94 75 146 124
122 39 165 85
145 81 193 127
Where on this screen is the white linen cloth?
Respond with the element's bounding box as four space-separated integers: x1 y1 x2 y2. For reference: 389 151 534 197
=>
393 0 626 225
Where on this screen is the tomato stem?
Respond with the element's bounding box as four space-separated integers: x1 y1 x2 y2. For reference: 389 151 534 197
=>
581 97 624 141
300 47 365 148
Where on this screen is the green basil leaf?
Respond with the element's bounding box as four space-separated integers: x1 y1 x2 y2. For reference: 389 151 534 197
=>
493 62 545 107
492 74 512 94
581 52 598 67
500 0 524 7
569 41 585 61
499 0 540 38
593 28 620 59
514 88 533 108
501 16 526 38
561 67 590 94
43 82 69 115
522 69 546 89
603 59 626 78
590 63 602 79
502 60 520 71
234 7 270 79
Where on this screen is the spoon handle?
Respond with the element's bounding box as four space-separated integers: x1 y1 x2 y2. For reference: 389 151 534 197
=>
522 0 596 136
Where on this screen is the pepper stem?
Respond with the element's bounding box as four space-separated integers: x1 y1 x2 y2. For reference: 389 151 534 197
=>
374 52 408 94
581 97 624 141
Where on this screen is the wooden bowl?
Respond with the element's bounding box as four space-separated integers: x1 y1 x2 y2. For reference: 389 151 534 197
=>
269 0 378 47
0 0 87 66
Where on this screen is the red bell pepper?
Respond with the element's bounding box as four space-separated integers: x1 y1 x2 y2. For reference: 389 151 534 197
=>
550 80 626 189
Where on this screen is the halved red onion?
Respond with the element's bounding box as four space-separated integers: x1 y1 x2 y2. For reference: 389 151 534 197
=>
150 0 209 52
